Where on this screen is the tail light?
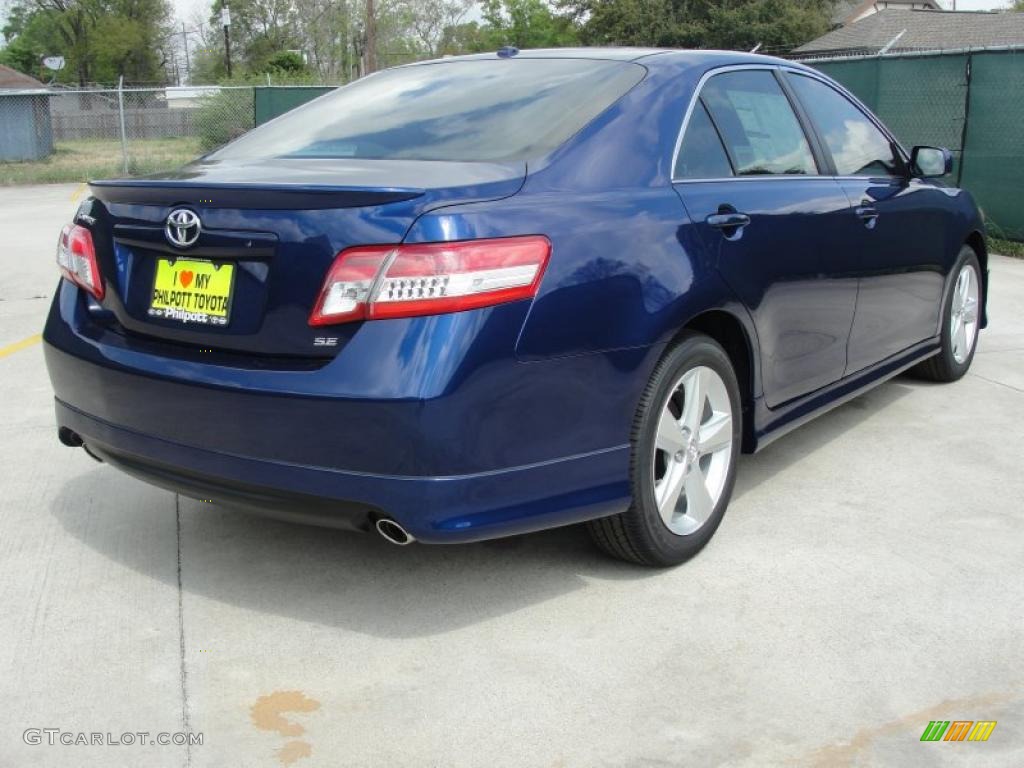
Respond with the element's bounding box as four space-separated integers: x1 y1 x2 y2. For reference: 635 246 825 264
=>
56 224 104 301
309 236 550 326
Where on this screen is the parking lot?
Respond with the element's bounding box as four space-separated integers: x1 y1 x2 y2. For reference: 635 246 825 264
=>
1 183 1022 767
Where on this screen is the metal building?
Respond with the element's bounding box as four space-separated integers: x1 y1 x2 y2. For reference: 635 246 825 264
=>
0 65 54 162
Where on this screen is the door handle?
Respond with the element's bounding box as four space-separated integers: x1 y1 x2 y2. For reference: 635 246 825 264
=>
855 206 879 228
706 212 751 230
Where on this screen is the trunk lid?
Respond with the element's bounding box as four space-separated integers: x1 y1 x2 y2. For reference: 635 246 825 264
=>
84 158 525 359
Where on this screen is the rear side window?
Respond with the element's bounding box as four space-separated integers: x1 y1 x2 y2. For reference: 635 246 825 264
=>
675 101 733 179
700 71 817 176
208 59 645 164
788 74 902 177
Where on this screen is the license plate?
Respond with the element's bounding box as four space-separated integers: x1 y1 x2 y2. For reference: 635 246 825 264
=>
148 258 234 326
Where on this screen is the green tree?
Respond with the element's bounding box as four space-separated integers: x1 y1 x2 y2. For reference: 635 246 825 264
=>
208 0 299 75
480 0 579 49
438 20 489 54
559 0 831 52
262 49 306 73
705 0 833 52
1 4 55 77
560 0 676 47
0 0 172 84
94 0 174 82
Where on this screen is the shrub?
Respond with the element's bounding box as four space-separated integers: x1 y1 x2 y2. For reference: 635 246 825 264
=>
194 88 255 153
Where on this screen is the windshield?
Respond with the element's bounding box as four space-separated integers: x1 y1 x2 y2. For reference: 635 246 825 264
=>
207 58 645 164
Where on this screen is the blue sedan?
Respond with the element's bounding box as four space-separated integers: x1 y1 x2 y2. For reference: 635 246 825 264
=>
44 48 988 565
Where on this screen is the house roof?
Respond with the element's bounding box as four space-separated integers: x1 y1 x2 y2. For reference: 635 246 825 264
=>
0 64 46 90
830 1 942 28
796 8 1024 54
831 0 862 26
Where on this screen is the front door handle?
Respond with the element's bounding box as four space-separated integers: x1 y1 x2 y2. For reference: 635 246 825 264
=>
707 212 751 230
855 205 879 229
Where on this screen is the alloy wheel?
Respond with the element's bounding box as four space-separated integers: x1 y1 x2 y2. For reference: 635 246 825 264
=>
652 365 734 536
950 262 980 364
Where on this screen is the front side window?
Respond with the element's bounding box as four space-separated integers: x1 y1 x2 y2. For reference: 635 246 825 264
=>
700 70 817 176
207 59 645 164
788 74 902 177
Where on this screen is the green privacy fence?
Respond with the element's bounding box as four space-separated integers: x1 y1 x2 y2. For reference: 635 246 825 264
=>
812 48 1024 241
253 86 337 126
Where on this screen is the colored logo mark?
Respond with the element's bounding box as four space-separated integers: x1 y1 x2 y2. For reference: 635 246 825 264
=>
920 720 997 742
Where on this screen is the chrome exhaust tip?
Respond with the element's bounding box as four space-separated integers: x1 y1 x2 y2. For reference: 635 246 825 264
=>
375 518 415 546
58 427 83 447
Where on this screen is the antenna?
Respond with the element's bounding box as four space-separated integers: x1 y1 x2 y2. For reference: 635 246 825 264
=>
879 29 906 55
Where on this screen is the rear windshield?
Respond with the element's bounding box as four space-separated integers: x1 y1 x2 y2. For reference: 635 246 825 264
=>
207 59 645 164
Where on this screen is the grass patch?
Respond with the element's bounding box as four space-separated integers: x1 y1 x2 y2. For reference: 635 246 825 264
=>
0 137 202 185
989 237 1024 259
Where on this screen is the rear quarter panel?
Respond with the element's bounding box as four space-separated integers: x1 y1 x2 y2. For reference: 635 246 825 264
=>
410 188 716 358
406 55 743 361
397 57 761 466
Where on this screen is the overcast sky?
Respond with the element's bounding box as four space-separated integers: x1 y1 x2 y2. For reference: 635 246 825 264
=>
947 0 1014 8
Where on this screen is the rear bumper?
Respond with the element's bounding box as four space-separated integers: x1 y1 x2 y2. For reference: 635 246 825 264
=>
46 280 652 475
43 281 645 542
56 398 630 542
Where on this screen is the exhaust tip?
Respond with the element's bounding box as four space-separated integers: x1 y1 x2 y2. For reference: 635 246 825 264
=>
58 427 83 447
375 518 415 546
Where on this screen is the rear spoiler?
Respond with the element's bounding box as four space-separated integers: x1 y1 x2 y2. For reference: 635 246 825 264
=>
89 179 425 210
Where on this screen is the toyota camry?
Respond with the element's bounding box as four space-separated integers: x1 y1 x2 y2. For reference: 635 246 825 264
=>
43 48 988 566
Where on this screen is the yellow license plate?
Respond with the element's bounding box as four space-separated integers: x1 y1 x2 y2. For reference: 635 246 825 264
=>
148 258 235 326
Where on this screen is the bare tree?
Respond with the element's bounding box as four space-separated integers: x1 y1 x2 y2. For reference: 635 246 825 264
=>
292 0 356 79
365 0 377 71
404 0 473 56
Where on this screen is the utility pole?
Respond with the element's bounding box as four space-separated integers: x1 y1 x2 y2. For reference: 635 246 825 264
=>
365 0 377 74
181 22 191 84
221 6 233 79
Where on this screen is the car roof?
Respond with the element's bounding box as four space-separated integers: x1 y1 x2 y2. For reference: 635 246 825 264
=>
411 47 815 74
449 47 674 61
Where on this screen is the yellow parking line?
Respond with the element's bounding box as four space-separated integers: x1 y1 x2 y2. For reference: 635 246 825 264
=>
0 334 42 359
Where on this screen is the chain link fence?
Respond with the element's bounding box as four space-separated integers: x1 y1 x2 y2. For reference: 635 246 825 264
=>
0 84 293 184
805 46 1024 241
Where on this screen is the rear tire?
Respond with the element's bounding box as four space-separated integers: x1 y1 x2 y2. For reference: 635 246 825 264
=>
589 332 742 566
914 246 982 382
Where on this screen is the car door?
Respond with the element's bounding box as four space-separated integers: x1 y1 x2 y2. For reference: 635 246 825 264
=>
672 68 860 409
784 71 949 374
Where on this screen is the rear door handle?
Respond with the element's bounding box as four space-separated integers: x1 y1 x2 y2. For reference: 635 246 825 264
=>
855 206 879 228
706 212 751 230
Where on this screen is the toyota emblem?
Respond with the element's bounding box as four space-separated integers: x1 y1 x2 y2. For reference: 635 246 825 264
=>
165 208 201 248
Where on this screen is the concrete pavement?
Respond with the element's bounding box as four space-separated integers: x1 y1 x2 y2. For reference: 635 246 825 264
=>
1 184 1022 767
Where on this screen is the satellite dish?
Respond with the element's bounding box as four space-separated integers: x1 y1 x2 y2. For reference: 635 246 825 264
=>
43 56 66 71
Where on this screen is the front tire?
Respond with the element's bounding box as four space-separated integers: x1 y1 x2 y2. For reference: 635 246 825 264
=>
914 246 982 382
589 333 742 566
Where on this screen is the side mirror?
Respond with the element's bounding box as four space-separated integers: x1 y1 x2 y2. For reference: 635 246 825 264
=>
911 146 953 178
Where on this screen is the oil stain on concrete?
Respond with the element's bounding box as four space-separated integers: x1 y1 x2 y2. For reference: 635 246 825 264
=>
251 690 321 765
